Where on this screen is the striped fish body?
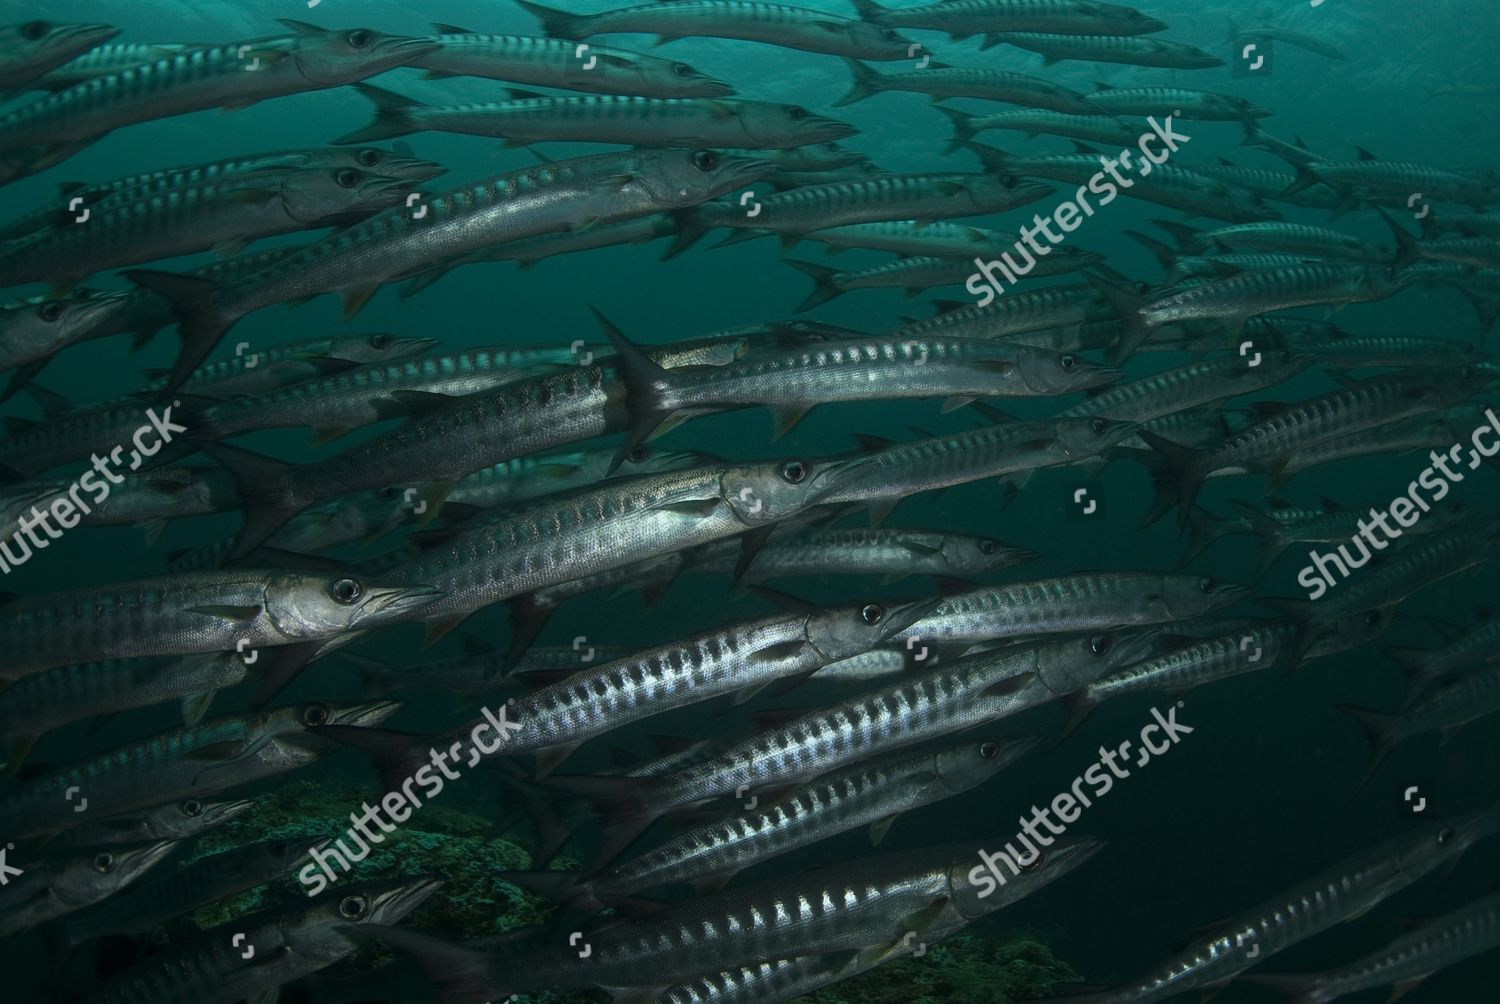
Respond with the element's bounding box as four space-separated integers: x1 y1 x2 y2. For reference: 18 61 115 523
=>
866 0 1165 37
996 32 1224 68
414 31 731 96
0 21 121 93
1059 352 1311 423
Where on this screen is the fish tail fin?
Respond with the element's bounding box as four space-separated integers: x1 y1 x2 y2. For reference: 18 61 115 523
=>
495 870 602 914
661 208 710 259
849 0 889 23
834 59 882 107
308 724 436 792
961 140 1012 173
1240 974 1328 1004
932 105 976 154
1137 431 1204 530
1125 229 1177 274
1055 692 1099 747
336 83 424 144
536 773 664 865
194 441 305 559
357 924 501 1004
1384 646 1439 711
515 0 588 38
1178 505 1224 567
1227 499 1289 579
782 259 844 312
1336 703 1397 788
1376 207 1420 270
399 264 452 299
1086 274 1152 365
121 269 232 391
1222 14 1241 45
1279 160 1321 197
1148 218 1201 252
589 307 677 471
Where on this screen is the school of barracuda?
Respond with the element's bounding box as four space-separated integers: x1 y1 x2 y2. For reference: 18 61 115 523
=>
0 3 1496 1002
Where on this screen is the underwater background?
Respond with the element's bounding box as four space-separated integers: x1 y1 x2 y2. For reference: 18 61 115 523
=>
1 0 1498 1001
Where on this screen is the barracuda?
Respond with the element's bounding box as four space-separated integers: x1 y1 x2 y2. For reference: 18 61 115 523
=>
0 700 401 839
381 457 875 638
815 415 1140 522
889 283 1117 341
0 22 438 161
786 251 1099 311
339 86 855 149
1140 368 1492 523
940 106 1142 150
855 0 1165 41
62 835 328 945
1081 83 1269 120
893 573 1248 645
1251 889 1500 1003
691 526 1038 581
0 167 416 288
994 31 1224 68
676 173 1053 254
0 571 439 678
413 27 731 96
803 220 1097 260
75 876 441 1004
0 288 130 397
128 148 773 388
1154 220 1391 261
1058 351 1312 423
1045 809 1500 1004
139 331 438 399
0 20 120 93
606 325 1120 450
0 840 178 937
834 61 1095 111
515 737 1037 906
49 797 253 851
364 840 1095 995
519 0 916 60
970 144 1282 223
0 146 445 242
20 40 197 92
0 652 249 765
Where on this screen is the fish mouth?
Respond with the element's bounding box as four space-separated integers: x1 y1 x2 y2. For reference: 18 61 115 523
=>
70 289 133 326
391 335 440 355
879 596 947 641
808 122 860 142
119 838 180 875
1074 366 1123 391
1208 583 1254 609
365 875 444 924
717 155 779 191
205 797 258 821
381 38 444 62
360 177 423 206
328 698 404 729
351 582 443 626
379 157 448 182
54 23 121 50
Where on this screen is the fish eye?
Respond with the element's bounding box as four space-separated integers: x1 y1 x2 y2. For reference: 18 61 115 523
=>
38 301 64 322
1363 610 1381 626
182 799 203 816
785 106 807 120
884 29 902 41
335 169 361 188
22 21 49 40
356 148 381 166
780 459 807 484
1090 417 1108 435
1132 282 1150 294
860 603 885 624
672 63 692 77
339 894 368 919
302 703 331 726
691 150 718 171
979 539 998 555
1089 634 1112 655
347 30 371 49
979 741 998 759
1199 577 1217 593
93 852 114 872
627 447 647 463
1437 827 1455 844
330 577 364 604
1020 849 1046 871
369 333 391 349
1059 354 1078 371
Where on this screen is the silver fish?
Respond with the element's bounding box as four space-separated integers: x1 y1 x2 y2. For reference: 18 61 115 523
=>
0 840 177 936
